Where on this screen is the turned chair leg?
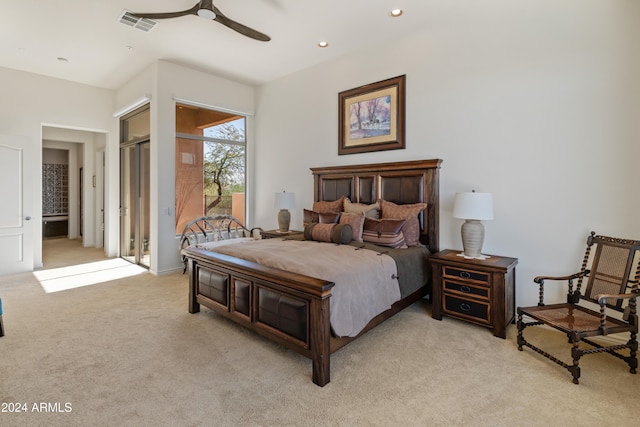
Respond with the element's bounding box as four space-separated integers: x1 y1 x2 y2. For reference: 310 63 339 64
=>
516 313 524 351
628 332 638 374
569 337 582 384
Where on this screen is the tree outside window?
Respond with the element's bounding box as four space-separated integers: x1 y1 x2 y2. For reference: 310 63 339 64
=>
175 104 246 234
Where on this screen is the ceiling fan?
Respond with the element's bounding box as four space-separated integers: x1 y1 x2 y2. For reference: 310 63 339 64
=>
130 0 271 42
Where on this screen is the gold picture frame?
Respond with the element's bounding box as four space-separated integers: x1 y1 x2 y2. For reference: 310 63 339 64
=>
338 75 406 155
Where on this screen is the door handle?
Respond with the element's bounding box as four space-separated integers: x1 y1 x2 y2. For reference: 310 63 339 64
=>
25 216 32 221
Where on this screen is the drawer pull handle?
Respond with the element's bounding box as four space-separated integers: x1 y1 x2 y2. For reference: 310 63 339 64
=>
460 303 472 312
460 285 472 293
459 271 471 279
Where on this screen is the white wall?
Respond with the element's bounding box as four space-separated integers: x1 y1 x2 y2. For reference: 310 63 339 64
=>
254 0 639 306
631 1 640 222
0 66 116 269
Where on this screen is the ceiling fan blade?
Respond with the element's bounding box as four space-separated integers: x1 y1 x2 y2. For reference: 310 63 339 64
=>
130 4 199 20
130 1 271 42
213 12 271 42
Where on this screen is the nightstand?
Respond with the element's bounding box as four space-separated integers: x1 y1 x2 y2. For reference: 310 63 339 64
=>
260 229 304 239
430 249 518 339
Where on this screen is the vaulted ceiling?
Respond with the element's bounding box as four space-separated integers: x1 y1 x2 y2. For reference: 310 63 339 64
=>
0 0 440 90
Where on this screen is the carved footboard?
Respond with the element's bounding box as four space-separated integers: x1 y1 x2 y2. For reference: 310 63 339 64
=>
183 246 335 386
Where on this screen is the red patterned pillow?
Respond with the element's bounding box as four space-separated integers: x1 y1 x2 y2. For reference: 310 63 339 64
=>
362 218 407 248
379 199 427 247
312 196 345 214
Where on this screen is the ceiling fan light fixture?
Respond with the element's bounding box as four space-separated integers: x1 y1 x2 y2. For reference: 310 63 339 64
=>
197 8 216 20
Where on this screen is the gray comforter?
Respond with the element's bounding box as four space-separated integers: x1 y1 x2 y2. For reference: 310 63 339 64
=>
197 238 401 337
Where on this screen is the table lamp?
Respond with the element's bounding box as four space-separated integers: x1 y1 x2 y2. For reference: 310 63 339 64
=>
453 190 494 259
274 191 295 232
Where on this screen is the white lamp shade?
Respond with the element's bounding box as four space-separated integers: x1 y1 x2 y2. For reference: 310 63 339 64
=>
274 191 295 210
453 192 494 220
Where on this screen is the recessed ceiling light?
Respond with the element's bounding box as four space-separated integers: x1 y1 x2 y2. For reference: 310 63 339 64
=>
390 9 403 17
57 57 69 62
318 41 329 48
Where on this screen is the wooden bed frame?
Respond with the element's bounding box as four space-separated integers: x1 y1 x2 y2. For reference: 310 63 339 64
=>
182 159 441 386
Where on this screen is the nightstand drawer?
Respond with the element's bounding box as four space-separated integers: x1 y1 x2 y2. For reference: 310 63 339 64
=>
442 266 489 284
443 280 490 300
443 294 490 324
430 250 518 338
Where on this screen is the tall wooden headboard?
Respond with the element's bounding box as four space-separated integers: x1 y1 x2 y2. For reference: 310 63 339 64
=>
310 159 442 252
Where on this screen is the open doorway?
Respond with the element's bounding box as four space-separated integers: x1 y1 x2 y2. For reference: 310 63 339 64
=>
41 126 108 269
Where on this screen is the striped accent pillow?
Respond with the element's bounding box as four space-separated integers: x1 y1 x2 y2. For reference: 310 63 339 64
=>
362 218 408 248
379 199 427 247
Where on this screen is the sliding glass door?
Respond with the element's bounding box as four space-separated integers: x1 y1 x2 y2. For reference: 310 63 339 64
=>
120 106 150 268
119 142 150 267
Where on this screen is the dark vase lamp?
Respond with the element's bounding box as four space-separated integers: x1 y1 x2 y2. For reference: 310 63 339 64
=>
453 191 494 259
274 191 295 232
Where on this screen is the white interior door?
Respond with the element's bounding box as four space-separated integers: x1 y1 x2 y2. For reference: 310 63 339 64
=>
0 135 34 275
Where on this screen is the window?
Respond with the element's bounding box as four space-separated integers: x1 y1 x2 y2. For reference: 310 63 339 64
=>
175 103 246 235
121 107 150 144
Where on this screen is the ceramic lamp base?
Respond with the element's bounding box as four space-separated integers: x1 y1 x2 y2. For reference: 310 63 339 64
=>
460 219 485 259
278 209 291 233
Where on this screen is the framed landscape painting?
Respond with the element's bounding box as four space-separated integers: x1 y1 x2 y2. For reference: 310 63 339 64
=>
338 75 406 155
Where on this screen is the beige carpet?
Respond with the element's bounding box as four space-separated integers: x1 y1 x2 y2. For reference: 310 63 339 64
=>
0 239 637 426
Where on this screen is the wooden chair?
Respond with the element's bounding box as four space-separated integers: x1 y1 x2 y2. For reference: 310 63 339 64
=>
517 231 639 384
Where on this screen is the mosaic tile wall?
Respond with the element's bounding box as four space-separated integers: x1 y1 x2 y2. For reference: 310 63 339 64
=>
42 163 69 215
